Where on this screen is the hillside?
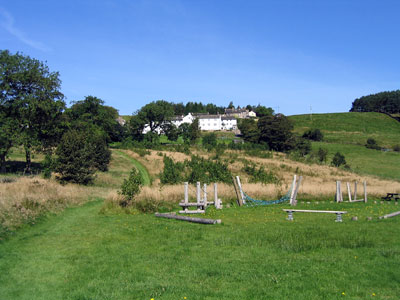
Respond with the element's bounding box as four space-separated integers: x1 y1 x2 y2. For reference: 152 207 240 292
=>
289 112 400 148
289 112 400 180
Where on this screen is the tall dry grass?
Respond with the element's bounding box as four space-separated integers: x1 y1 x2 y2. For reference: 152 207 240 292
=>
0 177 105 236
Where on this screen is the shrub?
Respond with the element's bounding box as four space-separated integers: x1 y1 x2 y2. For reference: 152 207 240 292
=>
87 132 112 172
331 152 346 167
293 137 311 156
302 129 324 141
365 138 380 150
119 167 143 206
55 130 96 185
317 147 328 163
242 163 280 184
202 133 217 150
159 156 184 184
41 154 54 179
393 144 400 152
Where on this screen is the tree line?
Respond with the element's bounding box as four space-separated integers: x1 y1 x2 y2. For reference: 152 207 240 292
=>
350 90 400 114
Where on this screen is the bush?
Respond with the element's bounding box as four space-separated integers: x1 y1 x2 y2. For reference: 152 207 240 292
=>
242 163 280 184
302 129 324 141
159 156 184 184
119 167 143 206
365 138 380 150
393 144 400 152
202 133 217 150
293 137 311 156
331 152 346 167
87 132 112 172
317 147 328 163
41 154 54 179
55 130 96 185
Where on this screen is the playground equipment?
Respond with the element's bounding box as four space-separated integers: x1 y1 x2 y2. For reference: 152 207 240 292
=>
283 209 348 222
155 212 221 224
179 182 222 214
233 175 302 207
335 180 367 203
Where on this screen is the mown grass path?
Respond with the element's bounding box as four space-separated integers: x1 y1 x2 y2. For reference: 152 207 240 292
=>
0 200 399 299
114 150 151 186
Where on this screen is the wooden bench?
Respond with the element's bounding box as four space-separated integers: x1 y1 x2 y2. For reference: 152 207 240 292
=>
381 193 399 202
283 209 348 222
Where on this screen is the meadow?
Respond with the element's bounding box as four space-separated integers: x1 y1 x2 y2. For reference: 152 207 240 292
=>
0 111 399 299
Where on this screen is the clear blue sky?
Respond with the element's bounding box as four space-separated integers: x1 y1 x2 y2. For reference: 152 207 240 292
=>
1 0 399 116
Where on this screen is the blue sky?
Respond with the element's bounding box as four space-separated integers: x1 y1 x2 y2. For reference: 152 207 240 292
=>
1 0 399 116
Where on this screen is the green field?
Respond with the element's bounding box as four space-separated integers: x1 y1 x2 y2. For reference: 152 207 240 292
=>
289 112 400 180
0 199 399 299
290 112 400 147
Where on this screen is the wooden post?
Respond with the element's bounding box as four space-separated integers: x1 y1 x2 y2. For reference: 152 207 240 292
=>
155 213 222 224
363 181 367 203
292 176 303 206
232 176 242 206
347 182 352 202
354 181 358 201
184 182 189 213
336 181 343 203
196 182 201 210
236 176 245 205
203 183 208 209
289 175 297 206
214 183 221 209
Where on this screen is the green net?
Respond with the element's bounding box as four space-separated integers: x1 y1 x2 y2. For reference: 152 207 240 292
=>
243 181 294 206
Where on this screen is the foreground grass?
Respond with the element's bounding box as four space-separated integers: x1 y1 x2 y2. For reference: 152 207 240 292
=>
0 199 399 299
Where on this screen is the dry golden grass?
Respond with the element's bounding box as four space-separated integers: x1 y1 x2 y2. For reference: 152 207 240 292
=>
0 176 108 234
119 148 400 205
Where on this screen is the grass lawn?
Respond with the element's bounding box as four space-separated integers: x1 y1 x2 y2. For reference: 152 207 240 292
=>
0 199 399 299
290 112 400 148
312 142 400 181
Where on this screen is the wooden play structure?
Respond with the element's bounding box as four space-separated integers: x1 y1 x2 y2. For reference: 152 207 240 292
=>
335 180 367 203
179 182 222 214
233 175 302 206
283 209 348 222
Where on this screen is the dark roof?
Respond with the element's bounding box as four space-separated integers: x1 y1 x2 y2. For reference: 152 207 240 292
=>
221 116 236 120
225 108 248 114
198 115 220 119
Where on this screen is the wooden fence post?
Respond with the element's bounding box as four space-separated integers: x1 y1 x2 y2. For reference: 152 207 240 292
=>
292 176 302 206
354 181 358 201
347 182 352 202
363 181 367 203
203 183 208 209
184 182 189 213
236 176 245 206
289 175 297 206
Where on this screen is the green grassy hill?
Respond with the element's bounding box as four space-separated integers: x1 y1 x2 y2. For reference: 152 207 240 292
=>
289 112 400 180
289 112 400 148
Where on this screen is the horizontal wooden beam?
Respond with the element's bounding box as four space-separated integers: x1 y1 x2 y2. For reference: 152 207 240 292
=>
283 209 347 214
155 213 221 224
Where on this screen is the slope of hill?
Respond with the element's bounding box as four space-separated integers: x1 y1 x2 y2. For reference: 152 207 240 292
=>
289 112 400 180
289 112 400 148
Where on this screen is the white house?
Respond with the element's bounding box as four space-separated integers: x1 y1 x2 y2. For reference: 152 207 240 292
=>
198 115 222 131
171 113 194 128
221 116 237 130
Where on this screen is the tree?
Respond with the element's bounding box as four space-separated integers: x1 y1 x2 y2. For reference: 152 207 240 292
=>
302 128 324 141
238 118 260 143
258 114 294 152
182 119 200 144
365 138 380 150
255 105 274 117
136 100 174 134
55 130 96 185
331 152 346 167
317 147 328 163
162 123 180 142
202 132 217 150
66 96 121 142
350 90 400 114
0 50 65 173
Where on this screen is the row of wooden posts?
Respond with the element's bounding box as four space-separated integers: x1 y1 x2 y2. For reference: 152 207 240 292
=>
179 182 222 214
335 180 367 203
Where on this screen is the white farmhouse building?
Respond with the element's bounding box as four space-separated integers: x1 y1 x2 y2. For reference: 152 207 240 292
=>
171 113 194 127
198 115 222 131
221 116 237 130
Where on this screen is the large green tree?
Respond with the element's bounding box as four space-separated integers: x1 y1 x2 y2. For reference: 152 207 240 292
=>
258 114 294 151
0 50 65 172
66 96 122 142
